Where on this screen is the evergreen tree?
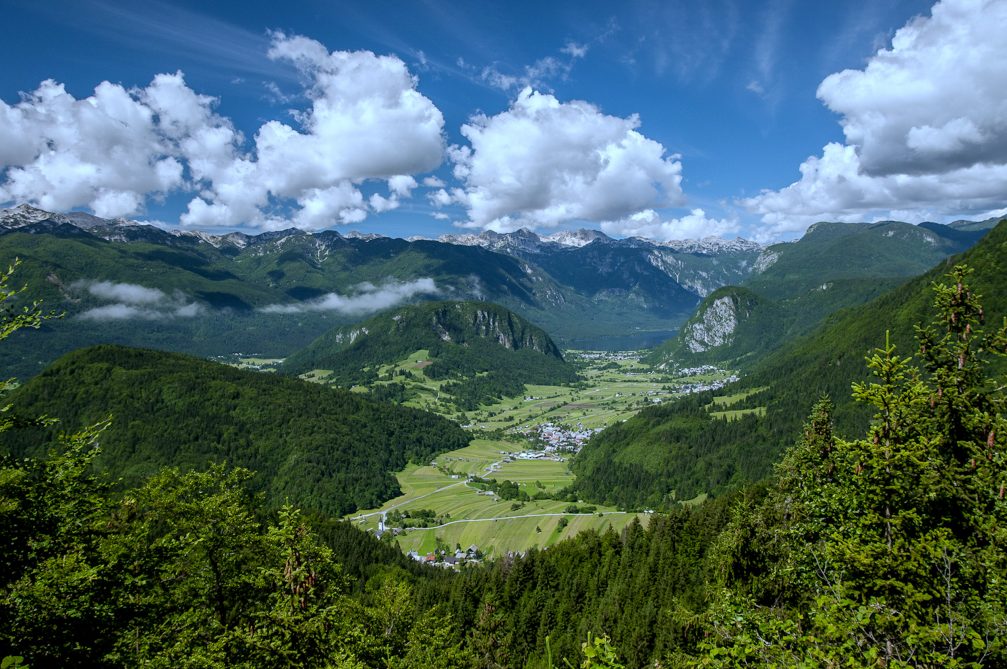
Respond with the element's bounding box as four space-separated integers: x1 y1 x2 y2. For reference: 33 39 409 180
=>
702 265 1007 667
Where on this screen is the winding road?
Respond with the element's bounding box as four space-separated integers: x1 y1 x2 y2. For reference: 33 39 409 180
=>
395 510 631 531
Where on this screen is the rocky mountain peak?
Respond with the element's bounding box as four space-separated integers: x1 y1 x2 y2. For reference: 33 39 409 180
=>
681 295 739 353
344 230 384 241
654 236 763 255
0 203 69 228
541 229 612 247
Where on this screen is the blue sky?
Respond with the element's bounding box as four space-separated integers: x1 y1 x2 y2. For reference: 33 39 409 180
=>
1 0 1004 242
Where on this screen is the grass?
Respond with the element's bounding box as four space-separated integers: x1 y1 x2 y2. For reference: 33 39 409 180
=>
708 386 769 408
344 350 738 557
707 386 767 421
351 449 647 557
459 361 699 432
299 347 730 432
392 511 647 556
709 407 767 421
351 449 638 558
494 458 571 493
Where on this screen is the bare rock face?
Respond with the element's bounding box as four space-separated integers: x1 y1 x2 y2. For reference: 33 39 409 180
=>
428 303 559 355
753 249 779 273
682 295 738 353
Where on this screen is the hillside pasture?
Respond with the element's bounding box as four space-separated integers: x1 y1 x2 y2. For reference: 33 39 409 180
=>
347 351 734 555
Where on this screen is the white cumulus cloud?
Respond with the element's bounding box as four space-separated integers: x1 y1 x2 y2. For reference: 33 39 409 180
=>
601 208 740 241
292 183 367 229
387 175 418 197
450 87 683 232
0 35 444 231
745 0 1007 239
0 78 193 218
259 278 437 315
180 34 445 230
428 188 455 207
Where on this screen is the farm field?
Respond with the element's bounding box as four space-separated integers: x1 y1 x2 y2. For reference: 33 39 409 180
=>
348 351 737 557
457 352 732 431
301 348 717 424
349 436 648 557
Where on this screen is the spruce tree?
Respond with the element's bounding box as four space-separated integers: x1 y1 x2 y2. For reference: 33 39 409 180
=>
702 265 1007 667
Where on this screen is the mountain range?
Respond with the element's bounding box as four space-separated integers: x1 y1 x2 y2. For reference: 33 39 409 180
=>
0 204 761 377
648 218 996 367
573 218 1007 509
0 203 998 382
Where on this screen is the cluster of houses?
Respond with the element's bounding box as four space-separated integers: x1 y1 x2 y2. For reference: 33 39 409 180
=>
676 373 740 395
508 450 563 461
573 350 640 362
521 421 602 453
407 545 482 568
676 364 727 377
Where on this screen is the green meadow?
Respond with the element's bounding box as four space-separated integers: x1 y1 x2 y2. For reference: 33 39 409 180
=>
707 385 768 421
347 351 737 557
458 353 692 431
349 437 648 558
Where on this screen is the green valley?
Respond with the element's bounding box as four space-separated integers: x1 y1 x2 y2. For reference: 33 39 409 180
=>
575 219 1007 511
4 3 1007 665
345 351 738 557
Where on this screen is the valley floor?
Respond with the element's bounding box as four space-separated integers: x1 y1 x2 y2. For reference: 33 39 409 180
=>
347 352 737 557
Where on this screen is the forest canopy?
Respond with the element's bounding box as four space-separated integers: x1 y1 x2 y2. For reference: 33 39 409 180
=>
2 262 1006 668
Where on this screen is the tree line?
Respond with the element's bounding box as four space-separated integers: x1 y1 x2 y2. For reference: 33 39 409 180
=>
2 263 1006 667
1 343 470 516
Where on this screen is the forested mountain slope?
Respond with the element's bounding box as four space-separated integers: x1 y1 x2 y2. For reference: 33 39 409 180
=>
0 344 469 515
282 300 578 408
649 219 993 367
3 225 1006 669
575 219 1007 509
0 206 713 379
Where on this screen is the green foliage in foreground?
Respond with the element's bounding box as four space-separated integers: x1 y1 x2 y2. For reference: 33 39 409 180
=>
410 265 1007 667
4 263 1007 668
692 266 1007 666
1 345 470 515
0 447 477 668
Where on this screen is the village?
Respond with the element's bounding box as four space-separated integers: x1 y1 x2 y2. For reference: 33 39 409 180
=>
675 373 740 395
350 351 743 558
572 350 641 362
406 545 483 568
514 421 602 455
